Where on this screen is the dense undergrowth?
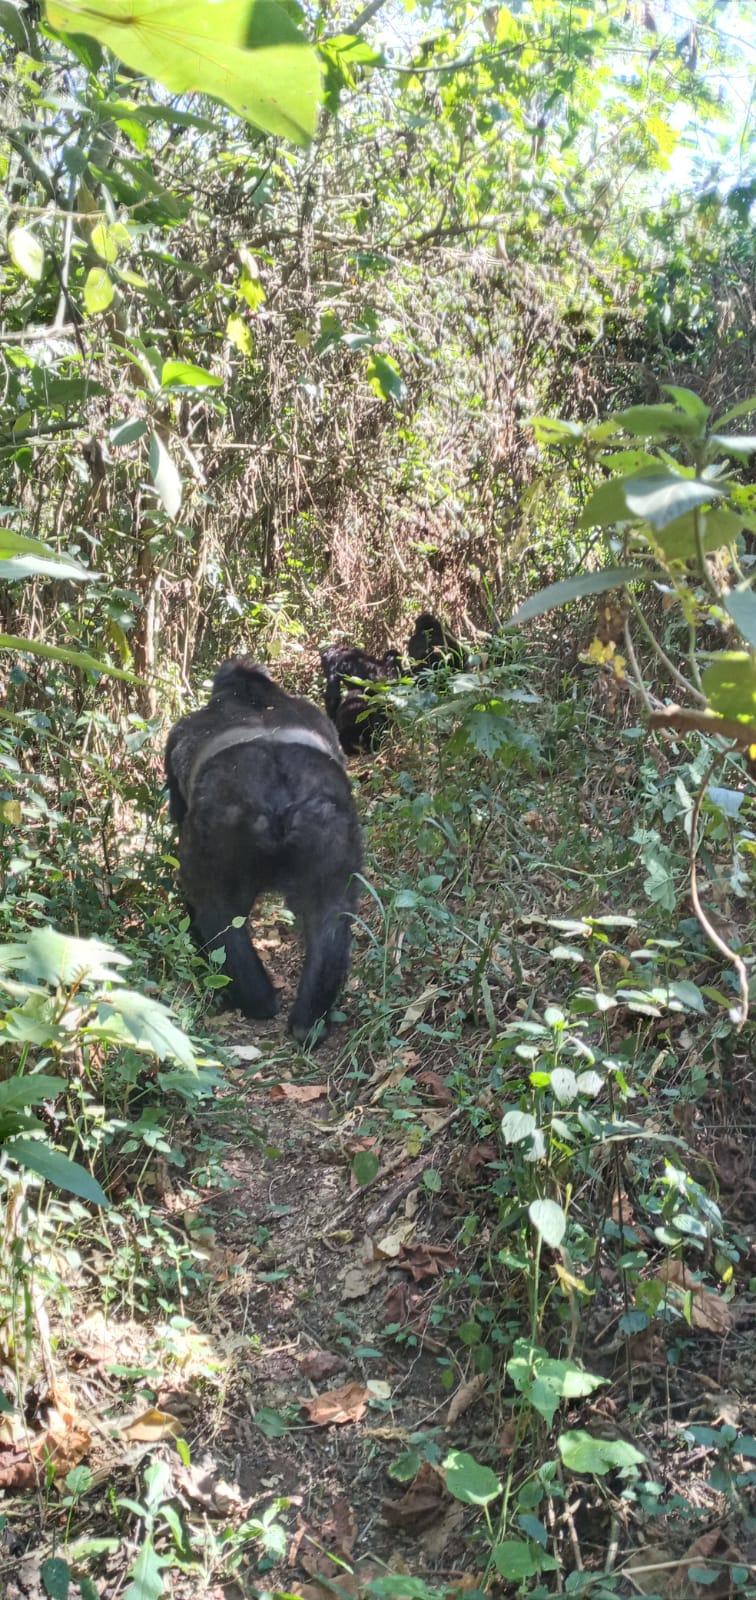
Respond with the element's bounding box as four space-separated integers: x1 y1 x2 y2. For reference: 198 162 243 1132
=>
0 640 753 1599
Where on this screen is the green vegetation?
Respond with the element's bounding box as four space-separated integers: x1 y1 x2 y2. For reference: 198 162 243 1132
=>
0 0 754 1596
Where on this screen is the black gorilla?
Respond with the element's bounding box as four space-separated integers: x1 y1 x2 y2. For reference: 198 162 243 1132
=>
407 612 467 673
165 659 363 1043
320 644 402 756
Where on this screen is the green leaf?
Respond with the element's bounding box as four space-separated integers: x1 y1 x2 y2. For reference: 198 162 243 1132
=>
708 434 756 458
45 0 322 147
352 1149 380 1187
148 433 182 519
0 632 141 684
110 418 148 446
8 1139 108 1206
83 267 115 314
443 1449 501 1506
661 386 710 428
501 1109 536 1145
713 395 756 430
528 1198 566 1249
656 508 744 562
0 1076 65 1111
41 1558 71 1600
0 529 97 583
613 403 701 439
580 475 644 529
492 1540 557 1580
529 415 584 444
96 989 196 1069
702 653 756 724
366 353 405 404
558 1429 645 1475
226 313 254 355
124 1534 167 1600
161 360 222 390
7 225 45 281
90 221 121 262
15 926 131 987
510 568 647 625
725 590 756 650
624 474 722 531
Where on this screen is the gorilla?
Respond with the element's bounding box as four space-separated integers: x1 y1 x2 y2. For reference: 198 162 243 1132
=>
320 644 402 756
407 613 468 673
165 659 363 1044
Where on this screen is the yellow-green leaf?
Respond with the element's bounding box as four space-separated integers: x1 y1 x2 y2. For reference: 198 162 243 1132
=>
7 225 44 281
84 267 115 314
45 0 322 147
702 652 756 725
226 314 253 356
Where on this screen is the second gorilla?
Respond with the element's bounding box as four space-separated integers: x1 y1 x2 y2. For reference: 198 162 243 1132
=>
165 659 362 1043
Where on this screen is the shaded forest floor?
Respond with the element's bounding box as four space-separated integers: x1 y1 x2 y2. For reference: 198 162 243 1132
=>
3 678 755 1600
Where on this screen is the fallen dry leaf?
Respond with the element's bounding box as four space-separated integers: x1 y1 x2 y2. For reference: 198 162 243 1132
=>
300 1381 370 1427
383 1461 447 1529
375 1218 416 1259
658 1261 734 1335
398 1242 455 1282
270 1083 328 1104
446 1373 486 1426
298 1349 347 1382
419 1500 466 1559
398 984 440 1034
121 1406 185 1443
341 1261 385 1300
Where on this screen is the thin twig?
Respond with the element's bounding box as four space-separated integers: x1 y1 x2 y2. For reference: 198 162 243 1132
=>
649 705 756 749
689 753 749 1033
623 587 707 704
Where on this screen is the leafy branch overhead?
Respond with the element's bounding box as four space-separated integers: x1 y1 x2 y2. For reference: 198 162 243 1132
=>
519 387 756 743
45 0 323 145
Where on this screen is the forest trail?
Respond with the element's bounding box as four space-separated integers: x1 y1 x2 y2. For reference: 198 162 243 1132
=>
196 989 476 1597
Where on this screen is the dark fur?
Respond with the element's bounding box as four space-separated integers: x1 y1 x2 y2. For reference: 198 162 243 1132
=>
407 612 467 673
320 645 402 755
165 659 362 1044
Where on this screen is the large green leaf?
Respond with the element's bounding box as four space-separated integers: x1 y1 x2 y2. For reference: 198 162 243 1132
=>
95 989 196 1069
7 225 45 281
558 1429 645 1475
661 385 710 429
528 1197 566 1248
725 590 756 650
613 403 701 439
443 1450 502 1506
8 1138 108 1206
510 568 647 626
0 529 97 583
83 266 115 314
17 926 131 987
713 395 756 430
45 0 322 146
702 653 756 725
161 360 222 390
656 507 744 562
0 632 141 683
0 1075 65 1111
624 473 722 531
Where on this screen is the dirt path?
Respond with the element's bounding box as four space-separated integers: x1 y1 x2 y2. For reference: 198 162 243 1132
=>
198 1004 475 1597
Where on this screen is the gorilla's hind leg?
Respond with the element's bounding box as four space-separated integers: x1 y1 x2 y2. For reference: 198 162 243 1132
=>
289 900 353 1044
194 903 279 1020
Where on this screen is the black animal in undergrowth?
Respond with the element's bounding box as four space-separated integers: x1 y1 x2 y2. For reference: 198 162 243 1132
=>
407 612 468 673
320 644 402 756
165 659 363 1044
